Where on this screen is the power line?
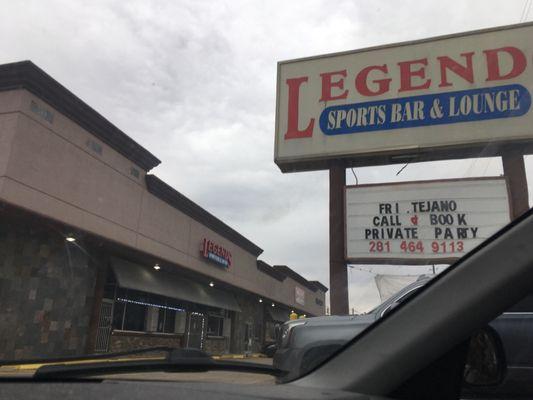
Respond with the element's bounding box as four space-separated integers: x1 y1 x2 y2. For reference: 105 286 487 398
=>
521 0 532 22
396 162 410 176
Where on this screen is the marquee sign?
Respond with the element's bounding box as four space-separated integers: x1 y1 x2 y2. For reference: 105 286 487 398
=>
345 178 511 264
201 238 232 268
275 23 533 172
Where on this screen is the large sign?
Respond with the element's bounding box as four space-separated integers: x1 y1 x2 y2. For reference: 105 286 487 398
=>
345 178 511 264
201 238 232 268
275 23 533 172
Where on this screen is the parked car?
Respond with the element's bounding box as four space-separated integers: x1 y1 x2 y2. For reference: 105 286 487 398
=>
274 275 533 385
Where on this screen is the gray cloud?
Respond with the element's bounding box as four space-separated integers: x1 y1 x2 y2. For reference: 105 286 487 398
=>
2 0 531 311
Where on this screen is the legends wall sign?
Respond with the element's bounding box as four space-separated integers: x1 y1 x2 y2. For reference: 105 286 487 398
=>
201 238 232 268
275 23 533 172
345 178 511 264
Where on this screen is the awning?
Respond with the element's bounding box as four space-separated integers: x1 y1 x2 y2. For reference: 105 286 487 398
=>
110 257 241 312
267 307 290 322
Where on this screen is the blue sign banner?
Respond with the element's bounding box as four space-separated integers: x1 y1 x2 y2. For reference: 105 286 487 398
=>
208 252 229 268
319 84 531 136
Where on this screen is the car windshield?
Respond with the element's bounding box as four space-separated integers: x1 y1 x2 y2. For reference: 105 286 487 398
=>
2 1 533 396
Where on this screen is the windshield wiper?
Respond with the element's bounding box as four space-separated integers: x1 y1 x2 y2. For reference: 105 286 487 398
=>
32 348 279 380
0 346 176 367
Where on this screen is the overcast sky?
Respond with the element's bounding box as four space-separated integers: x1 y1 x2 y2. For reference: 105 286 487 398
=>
3 0 533 312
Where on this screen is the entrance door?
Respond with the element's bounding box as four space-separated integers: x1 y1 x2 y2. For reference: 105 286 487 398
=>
187 313 206 349
94 299 113 352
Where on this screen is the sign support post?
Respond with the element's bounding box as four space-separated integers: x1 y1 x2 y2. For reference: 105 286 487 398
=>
329 163 349 315
502 152 529 219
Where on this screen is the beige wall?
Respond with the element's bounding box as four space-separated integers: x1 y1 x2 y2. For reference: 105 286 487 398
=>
0 89 325 316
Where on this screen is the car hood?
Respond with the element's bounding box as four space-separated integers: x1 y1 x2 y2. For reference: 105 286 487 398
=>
297 313 376 326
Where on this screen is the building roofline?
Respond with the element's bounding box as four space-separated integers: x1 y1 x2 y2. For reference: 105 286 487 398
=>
145 174 263 257
309 280 329 293
256 260 286 281
0 60 161 171
273 265 327 293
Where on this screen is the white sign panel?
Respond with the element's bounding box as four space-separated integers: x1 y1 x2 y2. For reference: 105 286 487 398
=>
345 178 511 264
275 23 533 171
295 287 305 306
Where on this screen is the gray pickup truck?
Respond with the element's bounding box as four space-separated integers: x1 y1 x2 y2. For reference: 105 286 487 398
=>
274 276 533 388
274 277 428 382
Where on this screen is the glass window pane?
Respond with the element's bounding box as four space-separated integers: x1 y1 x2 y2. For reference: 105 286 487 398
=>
174 310 187 334
207 315 223 337
157 308 166 332
123 303 146 332
164 310 176 333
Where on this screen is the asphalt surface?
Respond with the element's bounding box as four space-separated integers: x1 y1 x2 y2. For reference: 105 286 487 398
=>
95 357 276 385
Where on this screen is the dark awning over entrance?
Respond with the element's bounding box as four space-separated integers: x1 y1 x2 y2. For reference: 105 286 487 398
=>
267 307 290 322
110 258 241 312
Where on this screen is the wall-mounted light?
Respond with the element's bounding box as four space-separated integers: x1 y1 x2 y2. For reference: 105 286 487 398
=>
259 298 263 303
209 282 214 287
65 235 76 242
271 303 275 307
153 263 161 270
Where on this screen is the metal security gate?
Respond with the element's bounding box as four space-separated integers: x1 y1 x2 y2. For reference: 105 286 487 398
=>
94 299 113 352
244 322 253 353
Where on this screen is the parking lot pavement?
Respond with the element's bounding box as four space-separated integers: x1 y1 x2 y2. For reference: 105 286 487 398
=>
96 358 276 385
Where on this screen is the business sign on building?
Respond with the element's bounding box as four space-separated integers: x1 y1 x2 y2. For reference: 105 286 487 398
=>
275 23 533 172
345 178 511 264
201 238 232 268
295 287 306 306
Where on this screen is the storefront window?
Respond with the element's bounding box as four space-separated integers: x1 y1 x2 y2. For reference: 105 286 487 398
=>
207 314 224 337
112 288 188 334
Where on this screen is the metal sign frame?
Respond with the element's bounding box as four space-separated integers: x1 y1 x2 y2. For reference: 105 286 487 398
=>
274 21 533 173
343 176 513 265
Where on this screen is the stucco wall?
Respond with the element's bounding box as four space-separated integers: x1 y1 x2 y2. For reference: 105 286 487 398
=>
0 89 326 317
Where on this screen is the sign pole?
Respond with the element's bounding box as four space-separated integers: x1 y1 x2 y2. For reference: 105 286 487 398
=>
502 152 529 219
329 163 349 315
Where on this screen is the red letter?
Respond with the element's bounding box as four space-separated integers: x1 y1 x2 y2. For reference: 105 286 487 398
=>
320 70 348 101
484 47 526 81
398 58 431 92
355 65 391 96
202 238 208 257
438 52 474 87
284 77 315 140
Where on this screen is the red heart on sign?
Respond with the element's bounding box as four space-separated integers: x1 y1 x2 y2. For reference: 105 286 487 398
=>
410 215 418 225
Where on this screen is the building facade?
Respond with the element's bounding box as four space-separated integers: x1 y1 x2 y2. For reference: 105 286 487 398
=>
0 61 327 359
